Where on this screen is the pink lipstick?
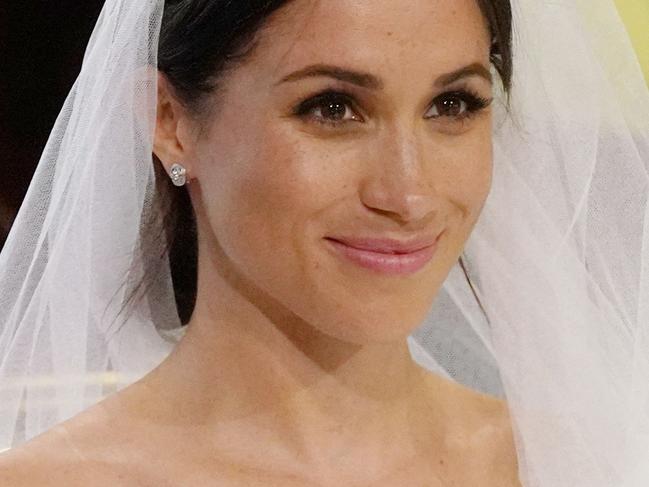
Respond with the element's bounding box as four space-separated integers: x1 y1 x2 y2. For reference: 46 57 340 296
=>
324 232 442 276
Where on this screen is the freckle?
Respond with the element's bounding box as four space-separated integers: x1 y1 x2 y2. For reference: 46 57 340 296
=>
386 31 393 37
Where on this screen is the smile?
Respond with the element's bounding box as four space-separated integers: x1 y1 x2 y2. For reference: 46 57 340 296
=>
323 235 441 276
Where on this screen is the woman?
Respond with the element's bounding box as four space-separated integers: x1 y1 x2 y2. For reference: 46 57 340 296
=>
1 0 648 485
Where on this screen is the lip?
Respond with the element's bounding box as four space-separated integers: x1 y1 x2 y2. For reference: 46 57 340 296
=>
325 235 440 254
324 232 442 276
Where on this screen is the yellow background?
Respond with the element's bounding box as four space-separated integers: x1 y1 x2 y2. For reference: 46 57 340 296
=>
615 0 649 85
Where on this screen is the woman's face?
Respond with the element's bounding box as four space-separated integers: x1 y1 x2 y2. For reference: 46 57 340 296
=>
187 0 493 344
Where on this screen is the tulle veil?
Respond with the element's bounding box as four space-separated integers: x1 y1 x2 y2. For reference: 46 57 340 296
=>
1 1 648 485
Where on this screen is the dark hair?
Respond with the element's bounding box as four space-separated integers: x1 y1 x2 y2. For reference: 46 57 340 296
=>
144 0 512 326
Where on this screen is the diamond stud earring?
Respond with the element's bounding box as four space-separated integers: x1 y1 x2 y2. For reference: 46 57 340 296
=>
169 163 187 187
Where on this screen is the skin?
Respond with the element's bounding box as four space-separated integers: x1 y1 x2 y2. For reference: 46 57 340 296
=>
0 0 520 485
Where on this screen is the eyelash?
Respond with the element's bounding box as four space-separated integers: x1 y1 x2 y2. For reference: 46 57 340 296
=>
292 88 493 128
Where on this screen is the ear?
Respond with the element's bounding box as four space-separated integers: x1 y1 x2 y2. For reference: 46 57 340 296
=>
153 71 195 181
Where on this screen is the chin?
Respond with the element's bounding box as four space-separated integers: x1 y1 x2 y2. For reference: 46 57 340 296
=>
321 311 424 345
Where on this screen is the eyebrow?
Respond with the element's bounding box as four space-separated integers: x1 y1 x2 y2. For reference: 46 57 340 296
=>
276 62 492 90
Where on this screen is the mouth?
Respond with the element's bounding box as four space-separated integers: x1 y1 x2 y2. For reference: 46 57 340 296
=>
323 232 442 276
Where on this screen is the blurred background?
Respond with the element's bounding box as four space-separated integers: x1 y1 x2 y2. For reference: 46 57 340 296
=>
1 0 647 251
1 2 104 249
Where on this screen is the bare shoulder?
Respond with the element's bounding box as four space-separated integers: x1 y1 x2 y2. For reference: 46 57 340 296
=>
0 401 137 487
0 444 54 487
453 382 522 486
470 390 521 485
422 372 522 486
0 427 107 486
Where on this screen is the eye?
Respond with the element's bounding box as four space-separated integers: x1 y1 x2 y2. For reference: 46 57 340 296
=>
293 90 362 127
426 90 492 121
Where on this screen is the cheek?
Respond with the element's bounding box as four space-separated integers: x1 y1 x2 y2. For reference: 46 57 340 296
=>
444 125 493 215
200 121 351 283
239 137 340 239
426 124 493 257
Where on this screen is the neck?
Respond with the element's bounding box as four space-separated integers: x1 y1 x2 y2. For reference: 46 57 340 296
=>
144 268 443 478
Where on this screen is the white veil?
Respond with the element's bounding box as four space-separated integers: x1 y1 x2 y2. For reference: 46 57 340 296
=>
1 0 649 485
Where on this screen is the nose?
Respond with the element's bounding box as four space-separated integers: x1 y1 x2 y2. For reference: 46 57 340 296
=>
359 126 437 224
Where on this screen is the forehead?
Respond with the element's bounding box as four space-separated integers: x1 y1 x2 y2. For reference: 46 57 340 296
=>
253 0 491 81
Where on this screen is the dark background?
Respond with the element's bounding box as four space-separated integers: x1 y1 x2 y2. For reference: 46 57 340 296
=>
1 2 104 249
